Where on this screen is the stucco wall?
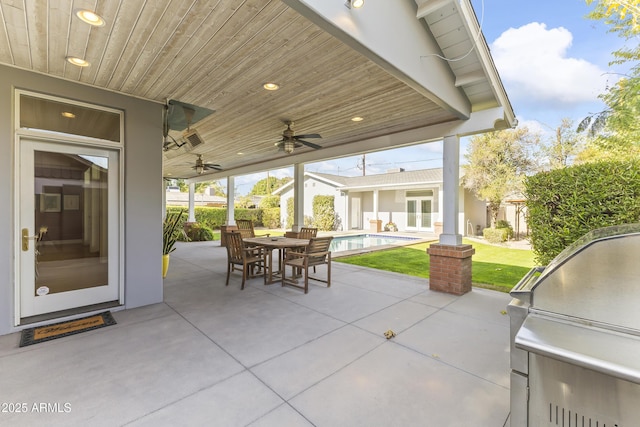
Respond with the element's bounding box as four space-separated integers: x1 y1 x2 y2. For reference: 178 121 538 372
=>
280 177 346 229
0 64 163 335
464 189 488 236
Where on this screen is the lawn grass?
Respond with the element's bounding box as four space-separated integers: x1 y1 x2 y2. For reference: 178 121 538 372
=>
335 238 535 293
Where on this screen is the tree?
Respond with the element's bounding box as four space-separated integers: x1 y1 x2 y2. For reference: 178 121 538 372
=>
586 0 640 36
249 176 291 196
541 118 587 169
462 127 539 226
165 179 226 195
201 180 225 196
579 1 640 156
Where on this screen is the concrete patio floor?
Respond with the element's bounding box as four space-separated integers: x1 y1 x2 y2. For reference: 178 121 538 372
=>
0 240 512 426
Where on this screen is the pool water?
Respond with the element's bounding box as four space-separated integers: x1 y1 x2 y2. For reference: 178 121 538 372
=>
329 234 419 253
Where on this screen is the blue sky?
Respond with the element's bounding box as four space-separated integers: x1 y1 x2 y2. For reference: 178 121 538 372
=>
234 0 627 195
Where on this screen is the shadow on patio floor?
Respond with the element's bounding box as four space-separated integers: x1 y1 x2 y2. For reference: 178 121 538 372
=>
0 241 512 426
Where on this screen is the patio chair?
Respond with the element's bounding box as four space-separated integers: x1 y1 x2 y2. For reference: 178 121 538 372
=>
235 219 270 239
224 231 268 289
298 227 318 239
282 236 333 294
295 227 319 271
284 227 317 239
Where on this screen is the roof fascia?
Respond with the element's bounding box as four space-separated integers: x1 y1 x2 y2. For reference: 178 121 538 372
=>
282 0 471 120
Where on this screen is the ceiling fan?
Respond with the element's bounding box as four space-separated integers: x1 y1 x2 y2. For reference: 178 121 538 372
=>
275 121 322 154
192 154 222 174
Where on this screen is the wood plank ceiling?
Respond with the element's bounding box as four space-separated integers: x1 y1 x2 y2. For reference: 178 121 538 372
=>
0 0 507 180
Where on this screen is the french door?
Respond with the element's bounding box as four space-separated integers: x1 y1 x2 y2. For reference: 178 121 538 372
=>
406 198 433 231
19 139 121 319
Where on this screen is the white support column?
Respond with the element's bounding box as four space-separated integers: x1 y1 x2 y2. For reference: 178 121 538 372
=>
292 164 305 232
440 134 462 245
373 189 379 219
226 176 235 225
438 184 444 224
188 183 196 222
343 191 349 231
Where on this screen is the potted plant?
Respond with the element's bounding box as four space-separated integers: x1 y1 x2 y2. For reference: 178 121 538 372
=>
384 222 397 232
163 209 187 277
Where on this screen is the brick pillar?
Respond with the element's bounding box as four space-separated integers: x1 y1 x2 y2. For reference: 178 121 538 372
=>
219 225 238 247
427 244 475 295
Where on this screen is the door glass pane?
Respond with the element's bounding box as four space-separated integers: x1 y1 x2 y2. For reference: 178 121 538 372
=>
421 200 432 228
20 95 121 142
407 200 416 227
34 150 109 296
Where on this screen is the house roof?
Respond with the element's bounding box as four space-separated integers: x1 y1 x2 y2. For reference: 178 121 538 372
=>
335 169 444 190
0 0 515 180
274 167 464 194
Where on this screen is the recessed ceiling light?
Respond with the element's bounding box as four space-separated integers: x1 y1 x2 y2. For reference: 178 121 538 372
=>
263 82 279 91
66 56 90 67
61 112 76 118
237 152 244 155
346 0 365 8
75 10 105 27
351 116 364 122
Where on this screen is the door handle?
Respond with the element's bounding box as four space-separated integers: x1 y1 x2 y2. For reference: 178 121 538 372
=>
22 228 46 251
22 228 33 251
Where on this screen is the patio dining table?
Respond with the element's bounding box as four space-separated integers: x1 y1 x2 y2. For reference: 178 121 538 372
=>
242 236 309 284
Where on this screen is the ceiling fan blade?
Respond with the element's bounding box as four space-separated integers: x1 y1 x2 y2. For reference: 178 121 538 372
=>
294 133 321 139
204 164 222 170
298 139 322 149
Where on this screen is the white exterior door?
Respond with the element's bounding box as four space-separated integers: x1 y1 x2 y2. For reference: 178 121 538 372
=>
350 197 361 229
18 139 121 319
406 198 433 231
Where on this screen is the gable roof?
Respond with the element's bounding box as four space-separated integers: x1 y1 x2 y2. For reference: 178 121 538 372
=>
274 167 461 194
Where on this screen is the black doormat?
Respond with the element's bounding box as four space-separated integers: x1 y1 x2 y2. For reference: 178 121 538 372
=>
19 311 117 347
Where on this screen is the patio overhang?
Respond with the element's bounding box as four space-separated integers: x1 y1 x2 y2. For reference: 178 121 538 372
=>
0 0 515 182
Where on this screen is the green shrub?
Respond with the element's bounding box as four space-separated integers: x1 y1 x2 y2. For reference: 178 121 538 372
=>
234 208 262 226
483 227 509 243
525 160 640 265
184 222 215 241
259 195 280 209
261 207 281 228
286 197 294 229
166 206 267 229
304 215 314 227
194 207 226 229
313 195 336 231
495 220 514 240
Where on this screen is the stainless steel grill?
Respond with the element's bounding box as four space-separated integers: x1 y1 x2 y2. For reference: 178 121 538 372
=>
508 223 640 426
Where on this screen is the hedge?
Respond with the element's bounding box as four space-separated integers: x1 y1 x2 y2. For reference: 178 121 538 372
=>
483 227 510 243
312 195 336 231
166 206 266 230
524 161 640 265
261 207 281 229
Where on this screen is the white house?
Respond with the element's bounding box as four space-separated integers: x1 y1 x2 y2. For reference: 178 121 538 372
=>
275 168 488 235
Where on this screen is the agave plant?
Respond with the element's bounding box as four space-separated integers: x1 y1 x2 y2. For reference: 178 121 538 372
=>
163 209 187 255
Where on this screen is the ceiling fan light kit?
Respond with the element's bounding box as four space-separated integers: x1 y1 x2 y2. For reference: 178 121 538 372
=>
192 154 222 174
276 121 323 154
284 140 295 154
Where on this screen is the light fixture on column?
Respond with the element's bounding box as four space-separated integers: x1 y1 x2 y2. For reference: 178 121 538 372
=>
345 0 365 9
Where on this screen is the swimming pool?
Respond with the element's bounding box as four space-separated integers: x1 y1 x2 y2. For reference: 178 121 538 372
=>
329 234 420 253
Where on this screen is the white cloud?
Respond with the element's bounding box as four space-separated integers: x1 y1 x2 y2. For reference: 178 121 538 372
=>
491 22 610 105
